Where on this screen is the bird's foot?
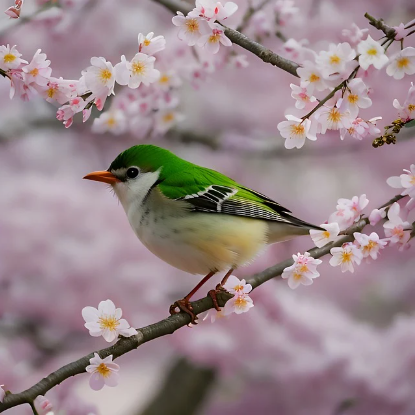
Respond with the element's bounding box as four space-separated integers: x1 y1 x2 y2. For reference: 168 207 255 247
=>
169 298 198 325
207 284 228 312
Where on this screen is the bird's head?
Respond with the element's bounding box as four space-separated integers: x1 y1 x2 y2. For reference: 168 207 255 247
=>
83 144 179 209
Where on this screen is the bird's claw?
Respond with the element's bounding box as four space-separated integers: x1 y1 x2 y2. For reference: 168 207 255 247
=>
208 284 227 312
169 299 198 324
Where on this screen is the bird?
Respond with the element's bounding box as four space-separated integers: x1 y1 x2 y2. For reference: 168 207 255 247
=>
83 144 323 323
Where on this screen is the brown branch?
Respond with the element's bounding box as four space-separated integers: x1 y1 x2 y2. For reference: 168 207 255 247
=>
364 13 396 39
0 193 407 413
150 0 300 77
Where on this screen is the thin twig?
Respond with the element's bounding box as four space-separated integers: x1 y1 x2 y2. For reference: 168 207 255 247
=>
364 13 396 39
0 194 407 413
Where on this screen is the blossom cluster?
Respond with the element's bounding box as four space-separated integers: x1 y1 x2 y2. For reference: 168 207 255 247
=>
0 33 187 137
281 252 322 289
172 0 237 54
278 19 415 149
204 275 254 322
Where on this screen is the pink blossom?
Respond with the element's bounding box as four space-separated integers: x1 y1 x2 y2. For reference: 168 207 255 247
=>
353 232 387 260
22 49 52 87
85 353 120 391
340 78 372 118
228 54 249 69
369 207 386 226
297 60 327 93
197 23 232 54
0 385 5 402
138 32 166 56
278 115 316 149
357 35 389 70
383 202 412 248
281 252 322 289
329 242 363 273
33 395 53 415
154 109 185 134
4 0 23 18
92 110 128 135
172 12 205 46
342 23 369 45
387 164 415 199
35 77 78 104
290 83 316 110
316 103 353 134
393 82 415 121
188 0 238 22
386 47 415 80
393 23 408 40
83 57 115 98
114 53 160 89
339 117 381 141
0 45 27 71
223 294 254 315
56 96 87 128
329 194 369 230
315 42 356 80
309 222 340 248
223 275 252 295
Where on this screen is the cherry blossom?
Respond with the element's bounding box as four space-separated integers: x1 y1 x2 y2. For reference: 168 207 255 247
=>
82 299 137 342
154 109 185 134
341 78 372 117
83 57 115 105
309 222 340 248
354 232 387 260
56 96 88 128
329 194 369 230
357 35 389 70
198 23 232 54
383 202 412 248
386 47 415 80
0 44 27 71
4 0 23 18
290 83 316 110
342 23 369 45
35 77 78 105
317 103 353 134
278 115 316 149
281 252 322 289
223 294 254 315
339 117 380 141
85 353 120 391
223 275 252 295
387 164 415 199
297 61 327 92
172 12 204 46
393 82 415 121
369 207 386 226
229 54 249 69
329 242 363 273
138 32 166 56
393 23 408 40
92 110 128 135
22 49 52 87
188 0 238 22
315 42 356 79
114 53 160 89
157 70 182 91
33 395 53 415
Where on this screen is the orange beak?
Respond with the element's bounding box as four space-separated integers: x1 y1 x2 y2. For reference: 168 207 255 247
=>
83 170 121 185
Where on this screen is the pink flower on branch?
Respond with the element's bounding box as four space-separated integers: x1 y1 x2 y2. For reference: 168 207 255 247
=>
386 47 415 80
22 49 52 87
281 252 322 289
188 0 238 22
383 202 412 249
0 44 27 71
354 232 387 260
310 222 340 248
4 0 23 18
85 353 120 391
278 115 316 149
138 32 166 56
172 12 204 46
357 35 389 70
33 395 53 415
393 82 415 121
387 164 415 199
197 23 232 54
329 242 363 273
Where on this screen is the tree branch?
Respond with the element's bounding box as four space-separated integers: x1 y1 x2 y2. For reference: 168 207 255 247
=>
0 194 407 413
364 13 396 39
150 0 300 77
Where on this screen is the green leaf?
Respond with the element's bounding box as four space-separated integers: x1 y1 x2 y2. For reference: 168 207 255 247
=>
404 119 415 128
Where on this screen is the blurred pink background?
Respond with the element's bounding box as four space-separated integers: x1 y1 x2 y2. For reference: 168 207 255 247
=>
0 0 415 414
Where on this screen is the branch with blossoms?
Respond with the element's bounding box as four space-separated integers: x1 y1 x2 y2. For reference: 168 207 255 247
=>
1 163 415 413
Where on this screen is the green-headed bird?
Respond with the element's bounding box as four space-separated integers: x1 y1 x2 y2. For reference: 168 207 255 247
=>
84 145 322 322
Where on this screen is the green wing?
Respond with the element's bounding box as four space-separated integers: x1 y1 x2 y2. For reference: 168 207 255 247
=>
157 166 320 228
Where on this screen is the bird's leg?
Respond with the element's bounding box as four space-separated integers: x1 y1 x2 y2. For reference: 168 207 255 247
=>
170 271 216 324
208 268 234 312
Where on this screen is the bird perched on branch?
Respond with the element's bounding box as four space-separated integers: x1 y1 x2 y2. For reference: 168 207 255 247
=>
84 145 322 323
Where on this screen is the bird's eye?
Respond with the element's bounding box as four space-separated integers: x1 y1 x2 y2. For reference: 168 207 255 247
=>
126 167 139 179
